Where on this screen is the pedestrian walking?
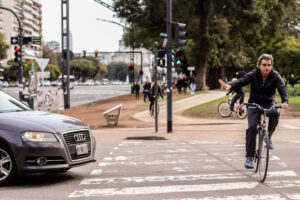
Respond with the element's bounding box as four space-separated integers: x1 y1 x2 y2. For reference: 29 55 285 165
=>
133 82 140 100
289 74 296 90
143 79 151 102
149 83 164 115
176 77 182 94
189 75 196 94
182 75 188 95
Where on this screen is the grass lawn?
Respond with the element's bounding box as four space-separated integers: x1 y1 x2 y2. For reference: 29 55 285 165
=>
184 88 300 118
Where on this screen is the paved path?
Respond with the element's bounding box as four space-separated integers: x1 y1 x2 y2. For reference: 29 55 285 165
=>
131 91 246 125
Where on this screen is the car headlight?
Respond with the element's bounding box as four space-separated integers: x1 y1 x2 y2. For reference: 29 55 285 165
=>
22 131 58 142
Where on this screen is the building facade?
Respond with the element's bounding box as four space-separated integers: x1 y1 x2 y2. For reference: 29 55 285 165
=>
0 0 42 66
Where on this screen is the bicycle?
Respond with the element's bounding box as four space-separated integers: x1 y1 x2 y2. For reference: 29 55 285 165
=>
218 91 247 119
245 102 281 183
150 103 160 117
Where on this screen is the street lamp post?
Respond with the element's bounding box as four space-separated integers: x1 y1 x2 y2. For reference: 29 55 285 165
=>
0 6 23 100
96 18 137 92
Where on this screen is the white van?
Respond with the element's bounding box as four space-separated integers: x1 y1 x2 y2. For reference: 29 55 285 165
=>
57 75 75 89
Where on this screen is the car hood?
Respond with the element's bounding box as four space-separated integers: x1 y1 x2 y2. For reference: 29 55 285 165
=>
0 111 88 133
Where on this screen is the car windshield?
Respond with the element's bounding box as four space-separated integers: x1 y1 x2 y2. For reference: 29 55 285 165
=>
0 90 31 112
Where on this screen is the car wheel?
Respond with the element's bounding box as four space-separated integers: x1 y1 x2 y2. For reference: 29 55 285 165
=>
0 143 16 185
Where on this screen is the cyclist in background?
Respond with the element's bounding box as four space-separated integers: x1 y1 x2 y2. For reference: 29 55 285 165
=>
149 83 164 115
219 54 288 169
230 69 246 111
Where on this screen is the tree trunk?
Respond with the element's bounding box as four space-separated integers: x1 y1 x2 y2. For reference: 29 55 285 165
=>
195 0 209 91
207 67 222 89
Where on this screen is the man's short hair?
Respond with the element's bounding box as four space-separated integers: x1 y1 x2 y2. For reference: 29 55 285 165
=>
257 54 274 67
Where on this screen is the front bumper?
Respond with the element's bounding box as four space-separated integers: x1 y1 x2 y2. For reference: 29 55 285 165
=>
14 129 96 174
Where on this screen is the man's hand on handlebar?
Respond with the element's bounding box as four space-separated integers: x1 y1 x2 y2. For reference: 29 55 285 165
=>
218 79 232 90
281 103 289 109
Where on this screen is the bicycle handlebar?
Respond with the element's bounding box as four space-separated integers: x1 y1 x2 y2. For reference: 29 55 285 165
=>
226 91 235 96
244 103 281 111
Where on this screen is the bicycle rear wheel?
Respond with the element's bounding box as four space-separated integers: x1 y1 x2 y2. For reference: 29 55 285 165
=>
151 104 160 117
218 101 232 117
237 104 247 119
257 132 269 182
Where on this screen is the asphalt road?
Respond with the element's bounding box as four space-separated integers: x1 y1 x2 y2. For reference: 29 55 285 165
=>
1 84 131 107
1 123 300 200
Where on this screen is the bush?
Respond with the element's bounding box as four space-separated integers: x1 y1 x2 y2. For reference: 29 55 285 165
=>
288 88 300 96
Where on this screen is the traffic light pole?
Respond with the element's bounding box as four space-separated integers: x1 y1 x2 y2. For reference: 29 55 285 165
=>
0 6 23 100
154 42 158 132
61 0 70 109
166 0 173 133
130 24 135 94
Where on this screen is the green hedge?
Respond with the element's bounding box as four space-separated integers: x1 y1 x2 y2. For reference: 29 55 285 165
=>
288 88 300 96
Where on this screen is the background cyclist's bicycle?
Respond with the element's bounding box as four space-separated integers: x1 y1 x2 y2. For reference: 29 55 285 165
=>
218 91 247 119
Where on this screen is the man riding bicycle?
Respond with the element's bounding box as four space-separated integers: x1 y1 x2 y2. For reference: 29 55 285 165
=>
219 54 288 169
230 70 246 111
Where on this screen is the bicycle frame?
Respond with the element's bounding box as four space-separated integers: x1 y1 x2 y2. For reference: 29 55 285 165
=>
245 103 281 182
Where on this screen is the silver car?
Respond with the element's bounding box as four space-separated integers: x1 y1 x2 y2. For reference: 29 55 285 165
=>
0 90 96 185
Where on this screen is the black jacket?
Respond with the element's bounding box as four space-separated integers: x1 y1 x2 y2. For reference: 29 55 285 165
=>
230 68 288 107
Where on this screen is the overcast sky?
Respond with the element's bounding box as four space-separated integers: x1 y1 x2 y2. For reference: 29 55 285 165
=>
40 0 124 53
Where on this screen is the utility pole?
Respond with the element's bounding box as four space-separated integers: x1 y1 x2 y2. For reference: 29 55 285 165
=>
166 0 173 133
130 24 135 93
61 0 70 109
154 42 159 132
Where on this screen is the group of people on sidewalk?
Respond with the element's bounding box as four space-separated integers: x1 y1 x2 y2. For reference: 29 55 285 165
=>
175 75 196 95
133 79 164 115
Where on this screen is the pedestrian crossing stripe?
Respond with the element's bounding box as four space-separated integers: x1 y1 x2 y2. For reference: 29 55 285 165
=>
69 182 259 197
80 170 297 185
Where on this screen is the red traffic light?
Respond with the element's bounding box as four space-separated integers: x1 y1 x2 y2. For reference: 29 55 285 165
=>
14 45 21 63
14 46 20 51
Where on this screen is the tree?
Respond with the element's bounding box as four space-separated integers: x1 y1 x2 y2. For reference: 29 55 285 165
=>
45 64 61 81
105 62 128 81
114 0 298 90
42 45 60 66
0 33 9 62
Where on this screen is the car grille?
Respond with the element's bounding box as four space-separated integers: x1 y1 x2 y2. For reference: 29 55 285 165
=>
62 130 92 161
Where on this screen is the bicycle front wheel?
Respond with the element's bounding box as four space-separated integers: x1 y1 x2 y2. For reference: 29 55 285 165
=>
257 132 269 183
218 101 232 117
237 104 247 119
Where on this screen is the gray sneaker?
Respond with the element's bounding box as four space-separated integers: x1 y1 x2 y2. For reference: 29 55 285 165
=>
264 137 274 150
244 157 254 169
269 139 274 150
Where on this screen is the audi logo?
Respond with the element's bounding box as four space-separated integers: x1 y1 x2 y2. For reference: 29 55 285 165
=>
73 133 87 142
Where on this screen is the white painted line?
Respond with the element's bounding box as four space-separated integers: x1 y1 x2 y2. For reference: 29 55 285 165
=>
281 124 299 129
266 180 300 188
287 193 300 200
81 172 248 185
277 162 288 168
267 170 297 177
162 194 285 200
270 156 280 161
69 182 258 197
90 169 103 175
98 159 190 166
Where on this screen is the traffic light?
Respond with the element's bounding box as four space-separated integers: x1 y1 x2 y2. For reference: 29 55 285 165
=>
175 50 183 65
174 22 187 47
128 64 134 71
94 50 98 58
175 50 188 75
83 50 86 58
140 69 144 76
157 49 165 67
14 46 21 63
